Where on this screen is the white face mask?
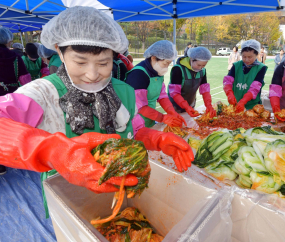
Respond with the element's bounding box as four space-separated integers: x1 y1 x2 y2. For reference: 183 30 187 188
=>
153 61 168 76
60 51 111 93
190 60 202 72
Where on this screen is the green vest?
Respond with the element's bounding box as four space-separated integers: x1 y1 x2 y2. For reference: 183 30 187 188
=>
40 74 136 218
22 56 42 80
233 60 267 110
125 65 164 128
168 57 205 111
49 54 62 68
112 58 124 81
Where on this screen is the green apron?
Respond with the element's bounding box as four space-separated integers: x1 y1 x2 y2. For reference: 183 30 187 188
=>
40 74 136 218
22 56 42 80
168 57 205 112
233 60 267 110
48 54 62 68
125 66 164 127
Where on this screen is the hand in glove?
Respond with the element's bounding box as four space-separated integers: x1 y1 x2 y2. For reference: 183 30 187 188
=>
235 92 253 113
270 96 285 122
224 84 237 106
162 114 184 127
202 92 216 118
172 94 199 117
0 118 138 193
135 127 194 172
159 98 187 126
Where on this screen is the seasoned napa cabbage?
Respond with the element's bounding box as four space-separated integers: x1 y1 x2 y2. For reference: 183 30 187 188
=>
250 171 284 194
264 139 285 182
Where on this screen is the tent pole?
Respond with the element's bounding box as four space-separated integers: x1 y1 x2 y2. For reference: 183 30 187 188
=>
173 18 176 65
19 32 24 48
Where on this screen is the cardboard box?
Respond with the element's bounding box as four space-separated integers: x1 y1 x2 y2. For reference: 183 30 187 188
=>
43 161 227 242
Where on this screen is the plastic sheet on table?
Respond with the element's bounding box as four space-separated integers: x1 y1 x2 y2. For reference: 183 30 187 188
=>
0 168 56 242
231 185 285 242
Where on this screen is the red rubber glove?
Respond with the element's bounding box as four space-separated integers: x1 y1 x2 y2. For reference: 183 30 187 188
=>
159 98 187 126
173 94 199 117
270 96 285 122
135 127 194 172
139 105 183 127
118 53 134 71
0 118 138 193
202 92 216 118
224 84 237 106
235 92 253 113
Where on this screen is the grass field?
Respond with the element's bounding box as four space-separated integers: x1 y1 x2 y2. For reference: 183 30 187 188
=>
132 57 276 114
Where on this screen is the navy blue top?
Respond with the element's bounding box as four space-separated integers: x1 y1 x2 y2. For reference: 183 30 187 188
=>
125 58 159 90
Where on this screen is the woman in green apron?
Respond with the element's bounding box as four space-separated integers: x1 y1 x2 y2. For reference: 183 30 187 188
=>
37 44 62 74
0 6 194 217
22 43 50 80
125 40 186 128
168 47 216 118
223 39 268 113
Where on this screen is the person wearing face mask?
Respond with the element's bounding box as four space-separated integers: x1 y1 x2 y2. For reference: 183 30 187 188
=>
37 44 62 74
223 39 268 113
22 43 50 80
0 7 194 240
168 46 216 118
125 40 186 128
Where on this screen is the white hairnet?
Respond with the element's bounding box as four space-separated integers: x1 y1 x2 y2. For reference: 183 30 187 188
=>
38 44 57 58
33 42 41 49
12 43 23 49
41 6 128 54
0 27 13 45
143 40 177 61
241 39 260 53
187 46 212 61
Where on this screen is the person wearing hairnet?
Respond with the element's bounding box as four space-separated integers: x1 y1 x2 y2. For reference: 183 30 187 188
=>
0 27 32 176
22 43 50 80
168 46 216 118
269 60 285 122
125 40 187 128
11 42 24 57
0 7 194 235
223 39 268 113
37 44 62 74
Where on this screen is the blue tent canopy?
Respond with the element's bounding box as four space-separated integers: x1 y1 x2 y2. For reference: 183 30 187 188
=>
99 0 284 22
0 22 42 33
0 0 283 26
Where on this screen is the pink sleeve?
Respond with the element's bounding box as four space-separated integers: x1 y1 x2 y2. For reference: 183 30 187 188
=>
132 114 145 138
157 83 168 101
248 81 262 99
135 89 148 111
0 93 44 128
168 84 182 98
269 84 282 98
41 67 50 76
19 73 32 85
223 75 234 88
199 83 210 95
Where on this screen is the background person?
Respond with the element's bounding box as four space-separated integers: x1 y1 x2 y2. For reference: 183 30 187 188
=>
269 60 285 121
22 43 50 80
125 40 186 128
228 46 240 72
274 47 285 71
257 46 267 64
223 39 268 113
168 46 216 118
11 42 24 57
184 42 192 56
37 44 62 74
